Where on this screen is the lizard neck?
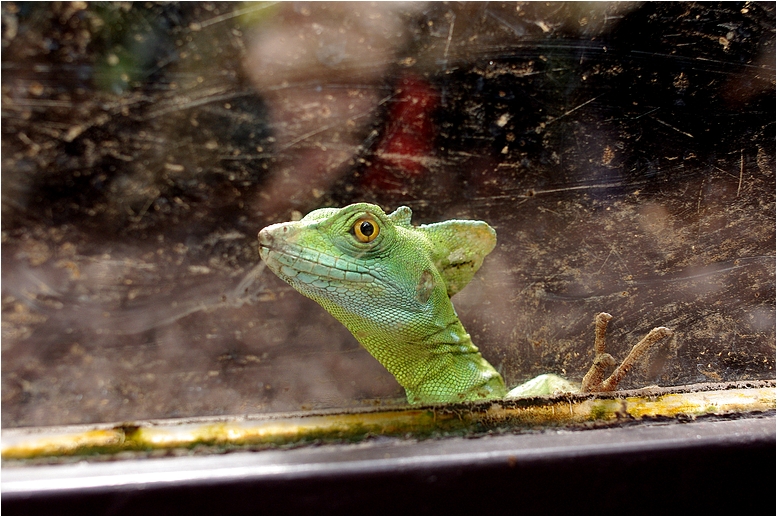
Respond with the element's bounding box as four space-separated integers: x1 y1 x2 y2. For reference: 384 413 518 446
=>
356 316 508 404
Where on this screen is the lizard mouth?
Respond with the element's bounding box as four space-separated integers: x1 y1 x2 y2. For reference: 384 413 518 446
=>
258 227 374 286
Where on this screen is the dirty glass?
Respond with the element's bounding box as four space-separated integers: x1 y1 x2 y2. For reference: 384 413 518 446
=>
2 2 774 428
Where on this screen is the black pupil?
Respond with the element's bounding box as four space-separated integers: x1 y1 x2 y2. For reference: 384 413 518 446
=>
360 221 374 237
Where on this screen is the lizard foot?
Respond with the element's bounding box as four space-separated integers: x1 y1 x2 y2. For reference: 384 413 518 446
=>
580 312 673 393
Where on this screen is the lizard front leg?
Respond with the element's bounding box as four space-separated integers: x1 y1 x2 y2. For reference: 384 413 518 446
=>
581 312 673 393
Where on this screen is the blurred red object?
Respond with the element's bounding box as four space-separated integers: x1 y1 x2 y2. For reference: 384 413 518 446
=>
360 74 439 191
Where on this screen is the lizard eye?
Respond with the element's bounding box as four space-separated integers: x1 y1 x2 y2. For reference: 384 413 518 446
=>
352 217 379 243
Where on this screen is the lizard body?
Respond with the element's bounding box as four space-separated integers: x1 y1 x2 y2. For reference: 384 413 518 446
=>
258 203 671 404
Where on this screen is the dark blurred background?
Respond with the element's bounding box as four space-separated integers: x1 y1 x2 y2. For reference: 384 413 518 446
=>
2 2 774 427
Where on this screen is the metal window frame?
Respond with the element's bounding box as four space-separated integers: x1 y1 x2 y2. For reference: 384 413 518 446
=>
3 409 775 514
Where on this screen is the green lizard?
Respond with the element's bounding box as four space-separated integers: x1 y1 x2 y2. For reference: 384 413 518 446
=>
258 202 672 404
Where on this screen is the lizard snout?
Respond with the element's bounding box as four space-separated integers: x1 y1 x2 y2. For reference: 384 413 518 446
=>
257 226 279 260
258 223 294 257
257 227 273 248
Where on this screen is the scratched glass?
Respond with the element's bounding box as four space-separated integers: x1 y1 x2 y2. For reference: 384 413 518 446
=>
2 2 774 427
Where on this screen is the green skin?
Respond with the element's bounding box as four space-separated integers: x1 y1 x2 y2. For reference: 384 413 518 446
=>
258 203 575 404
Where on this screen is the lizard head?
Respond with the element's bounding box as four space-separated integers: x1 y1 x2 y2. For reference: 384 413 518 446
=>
258 202 496 332
258 203 413 312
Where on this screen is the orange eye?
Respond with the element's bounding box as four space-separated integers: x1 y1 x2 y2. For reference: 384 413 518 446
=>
353 217 379 243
